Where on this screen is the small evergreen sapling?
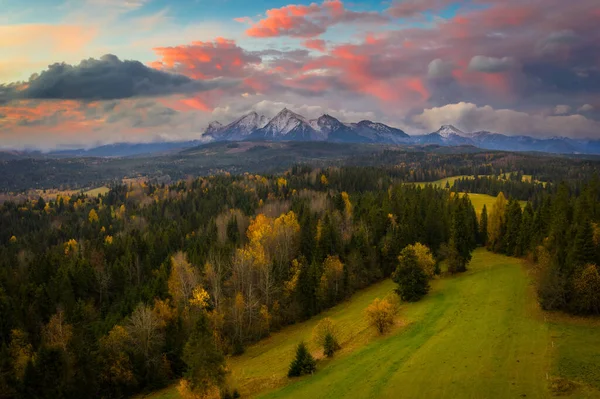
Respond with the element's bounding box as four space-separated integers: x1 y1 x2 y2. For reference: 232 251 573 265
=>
288 342 316 377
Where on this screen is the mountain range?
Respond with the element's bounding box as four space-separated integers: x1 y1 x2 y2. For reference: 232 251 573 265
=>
3 108 599 158
204 108 600 155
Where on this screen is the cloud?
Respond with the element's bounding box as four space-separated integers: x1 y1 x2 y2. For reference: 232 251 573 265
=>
244 0 388 38
427 59 454 79
468 56 516 73
554 105 571 115
303 39 327 52
537 29 580 54
412 102 600 138
387 0 452 18
0 55 235 102
578 104 594 113
152 38 261 79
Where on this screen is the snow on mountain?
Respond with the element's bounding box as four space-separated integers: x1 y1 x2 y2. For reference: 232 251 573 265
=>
204 121 223 137
255 108 320 140
263 108 310 136
311 114 344 133
435 125 467 138
196 109 600 155
210 112 267 141
353 120 411 143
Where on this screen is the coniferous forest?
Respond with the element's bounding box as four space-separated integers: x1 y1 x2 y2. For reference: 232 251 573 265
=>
0 159 599 398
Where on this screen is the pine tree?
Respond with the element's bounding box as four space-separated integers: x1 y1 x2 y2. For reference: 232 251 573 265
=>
323 333 340 358
288 342 316 377
393 247 430 302
503 199 522 256
517 202 534 256
448 196 475 273
567 219 596 275
227 216 240 245
182 313 226 397
479 204 488 246
488 192 507 252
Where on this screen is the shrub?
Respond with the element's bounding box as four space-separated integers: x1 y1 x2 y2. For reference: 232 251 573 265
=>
323 333 340 358
312 318 341 357
365 298 395 335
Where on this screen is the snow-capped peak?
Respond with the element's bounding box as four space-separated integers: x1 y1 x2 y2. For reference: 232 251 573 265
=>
230 112 267 131
263 108 311 136
357 120 392 133
436 125 466 138
311 114 344 132
204 121 223 136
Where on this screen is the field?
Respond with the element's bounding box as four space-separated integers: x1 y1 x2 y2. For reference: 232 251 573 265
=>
84 186 110 196
141 250 600 399
412 175 528 214
413 175 473 189
413 173 537 189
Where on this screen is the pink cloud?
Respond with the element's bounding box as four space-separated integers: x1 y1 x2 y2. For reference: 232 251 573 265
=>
152 38 261 79
387 0 453 18
303 39 327 52
245 0 388 38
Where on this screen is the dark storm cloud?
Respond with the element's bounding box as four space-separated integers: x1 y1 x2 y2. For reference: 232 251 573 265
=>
522 62 600 94
0 54 237 103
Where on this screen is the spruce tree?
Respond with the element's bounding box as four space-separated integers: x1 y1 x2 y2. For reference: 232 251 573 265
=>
504 199 522 256
393 247 430 302
288 342 316 377
323 333 340 358
182 313 226 396
226 216 240 244
567 219 596 275
479 204 488 246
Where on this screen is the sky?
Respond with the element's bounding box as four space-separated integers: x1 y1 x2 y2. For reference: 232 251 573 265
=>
1 0 599 149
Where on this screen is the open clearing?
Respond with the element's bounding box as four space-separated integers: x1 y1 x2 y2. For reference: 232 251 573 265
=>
142 250 600 399
84 186 110 196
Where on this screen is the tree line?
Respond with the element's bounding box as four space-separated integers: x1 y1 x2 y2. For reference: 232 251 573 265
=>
480 177 600 314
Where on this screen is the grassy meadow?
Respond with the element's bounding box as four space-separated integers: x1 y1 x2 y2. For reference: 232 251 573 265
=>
141 250 600 399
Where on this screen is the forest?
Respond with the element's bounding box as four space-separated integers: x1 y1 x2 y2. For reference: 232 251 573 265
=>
0 157 599 398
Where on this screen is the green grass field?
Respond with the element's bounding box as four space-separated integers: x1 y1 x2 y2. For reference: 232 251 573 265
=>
141 250 600 399
411 175 528 215
414 173 537 189
413 175 473 189
84 186 110 196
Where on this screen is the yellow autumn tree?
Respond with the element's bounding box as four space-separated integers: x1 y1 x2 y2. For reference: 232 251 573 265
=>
365 297 396 334
272 211 300 266
284 258 302 296
168 252 200 307
44 309 73 352
8 329 33 380
312 317 340 349
405 242 436 278
488 192 507 250
189 287 210 309
277 177 288 189
320 255 344 303
64 239 78 255
98 325 135 387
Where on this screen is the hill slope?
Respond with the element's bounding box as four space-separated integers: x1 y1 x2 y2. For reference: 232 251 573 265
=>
141 250 600 399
